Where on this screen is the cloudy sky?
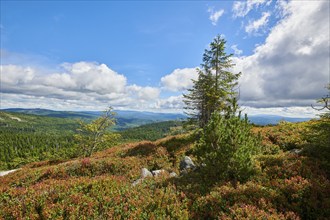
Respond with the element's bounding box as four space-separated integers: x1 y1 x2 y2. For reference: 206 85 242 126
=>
1 0 329 117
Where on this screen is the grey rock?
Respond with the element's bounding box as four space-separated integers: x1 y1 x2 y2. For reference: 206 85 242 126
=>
179 156 196 171
169 172 178 177
132 168 153 186
132 178 143 186
290 148 303 155
0 169 20 177
141 168 153 178
152 169 166 177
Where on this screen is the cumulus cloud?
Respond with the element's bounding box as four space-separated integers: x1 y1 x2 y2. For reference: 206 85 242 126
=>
234 1 329 109
232 0 269 18
1 65 35 85
155 95 184 110
208 7 225 26
231 45 243 56
127 84 160 101
245 12 271 35
161 68 198 92
1 62 127 98
0 61 160 110
60 62 127 94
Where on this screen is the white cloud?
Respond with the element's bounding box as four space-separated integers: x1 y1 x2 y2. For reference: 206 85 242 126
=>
231 44 243 56
0 65 35 85
155 95 184 110
1 62 127 97
232 0 268 18
127 84 160 101
208 7 225 26
241 106 319 118
61 62 127 94
245 12 271 35
0 61 160 111
161 68 198 92
233 1 329 109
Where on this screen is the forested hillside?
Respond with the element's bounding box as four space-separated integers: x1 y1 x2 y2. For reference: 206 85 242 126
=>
1 118 329 219
0 111 183 169
119 121 184 141
0 112 80 169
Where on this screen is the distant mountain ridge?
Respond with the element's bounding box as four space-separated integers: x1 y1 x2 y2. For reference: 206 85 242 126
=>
1 108 311 126
1 108 186 130
248 114 311 125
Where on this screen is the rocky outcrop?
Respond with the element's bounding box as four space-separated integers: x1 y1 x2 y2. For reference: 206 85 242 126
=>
132 157 196 186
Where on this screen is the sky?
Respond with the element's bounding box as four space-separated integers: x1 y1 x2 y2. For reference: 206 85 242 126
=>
1 0 329 118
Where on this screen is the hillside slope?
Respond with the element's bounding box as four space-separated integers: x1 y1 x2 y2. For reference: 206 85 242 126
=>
0 111 79 134
0 111 183 170
1 119 329 219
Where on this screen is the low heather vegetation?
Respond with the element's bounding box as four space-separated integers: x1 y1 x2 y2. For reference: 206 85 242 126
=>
1 118 329 219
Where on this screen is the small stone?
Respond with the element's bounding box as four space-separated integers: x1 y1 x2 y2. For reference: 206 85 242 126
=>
152 169 166 177
169 172 177 177
290 149 303 155
179 156 196 171
141 168 153 178
132 178 142 186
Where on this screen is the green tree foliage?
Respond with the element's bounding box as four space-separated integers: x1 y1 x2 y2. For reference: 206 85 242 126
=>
184 35 241 128
119 121 183 141
74 107 120 157
0 112 80 169
194 99 260 182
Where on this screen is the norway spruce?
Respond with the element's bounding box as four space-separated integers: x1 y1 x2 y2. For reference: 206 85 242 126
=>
183 35 240 128
187 35 259 182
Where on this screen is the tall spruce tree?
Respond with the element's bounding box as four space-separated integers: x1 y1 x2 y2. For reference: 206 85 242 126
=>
183 35 241 128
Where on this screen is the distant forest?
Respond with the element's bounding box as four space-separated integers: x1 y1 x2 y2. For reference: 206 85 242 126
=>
0 111 182 169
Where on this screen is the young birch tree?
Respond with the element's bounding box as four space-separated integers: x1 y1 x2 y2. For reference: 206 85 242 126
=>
74 107 120 157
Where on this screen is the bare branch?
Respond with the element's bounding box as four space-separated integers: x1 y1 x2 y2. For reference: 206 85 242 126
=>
311 95 330 111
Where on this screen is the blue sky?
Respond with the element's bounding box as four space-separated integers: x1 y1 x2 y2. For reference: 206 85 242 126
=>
1 0 329 117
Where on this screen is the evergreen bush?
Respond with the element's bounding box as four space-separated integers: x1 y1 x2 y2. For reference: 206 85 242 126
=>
194 108 260 182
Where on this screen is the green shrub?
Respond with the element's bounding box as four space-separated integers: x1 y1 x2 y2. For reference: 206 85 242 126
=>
194 111 260 182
